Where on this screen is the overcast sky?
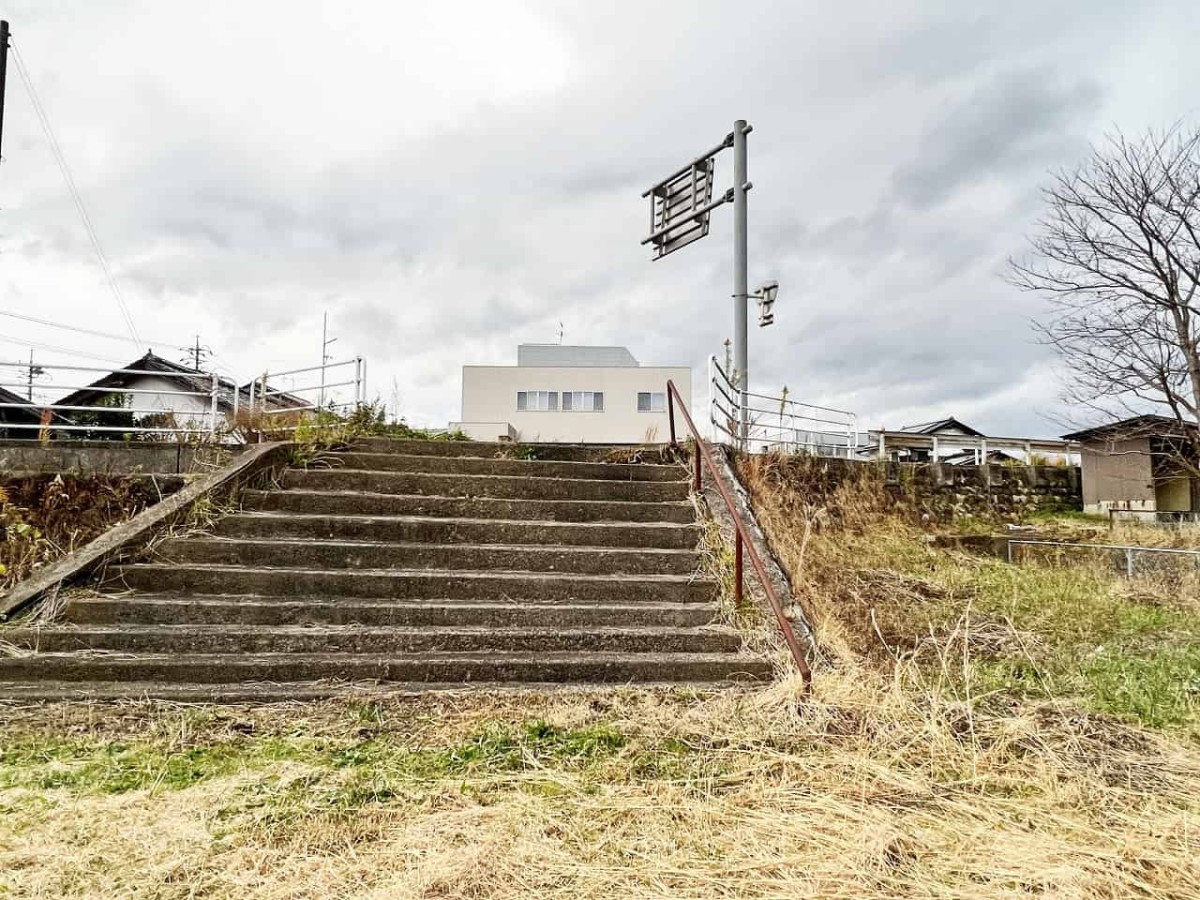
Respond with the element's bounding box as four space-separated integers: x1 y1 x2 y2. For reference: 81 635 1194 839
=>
2 1 1198 436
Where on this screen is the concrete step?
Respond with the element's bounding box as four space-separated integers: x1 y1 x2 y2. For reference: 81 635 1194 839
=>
0 681 751 702
324 452 685 482
213 513 700 549
155 537 699 576
0 651 771 684
110 564 717 604
280 469 689 502
351 438 674 464
4 624 741 655
240 490 697 523
66 596 719 628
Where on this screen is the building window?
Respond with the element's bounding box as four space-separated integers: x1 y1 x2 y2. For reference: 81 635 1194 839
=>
517 391 559 411
637 392 665 412
562 391 604 412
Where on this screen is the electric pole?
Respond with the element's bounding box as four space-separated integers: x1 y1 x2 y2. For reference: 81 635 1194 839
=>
0 20 10 163
25 349 43 400
319 312 337 409
181 335 211 371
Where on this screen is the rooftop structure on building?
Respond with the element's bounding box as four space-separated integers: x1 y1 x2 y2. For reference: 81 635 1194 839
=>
453 344 690 444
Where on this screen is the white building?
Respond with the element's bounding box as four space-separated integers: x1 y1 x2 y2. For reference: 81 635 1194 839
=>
453 344 691 444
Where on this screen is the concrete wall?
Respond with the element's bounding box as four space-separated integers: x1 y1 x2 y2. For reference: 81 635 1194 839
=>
1080 438 1155 514
1156 476 1192 511
458 365 692 444
0 441 219 475
738 452 1082 521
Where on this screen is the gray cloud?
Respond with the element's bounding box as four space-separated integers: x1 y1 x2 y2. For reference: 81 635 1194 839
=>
892 67 1102 209
0 0 1192 436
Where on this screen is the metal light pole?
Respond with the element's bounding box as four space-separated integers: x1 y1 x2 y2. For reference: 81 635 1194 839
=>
732 119 750 447
642 118 760 450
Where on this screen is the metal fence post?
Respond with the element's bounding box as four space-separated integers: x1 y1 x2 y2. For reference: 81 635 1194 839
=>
354 356 363 406
708 355 715 442
734 530 744 607
209 373 219 435
1126 548 1134 577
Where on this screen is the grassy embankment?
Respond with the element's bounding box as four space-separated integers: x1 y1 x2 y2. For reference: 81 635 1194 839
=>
1 452 1198 898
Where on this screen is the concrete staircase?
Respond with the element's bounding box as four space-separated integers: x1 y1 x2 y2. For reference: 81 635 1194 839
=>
0 439 770 699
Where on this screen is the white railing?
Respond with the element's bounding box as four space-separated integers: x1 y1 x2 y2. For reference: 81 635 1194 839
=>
0 362 223 438
708 355 858 456
247 357 366 430
0 356 366 442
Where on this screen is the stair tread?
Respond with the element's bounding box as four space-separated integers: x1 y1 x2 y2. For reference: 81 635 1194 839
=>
246 488 690 503
72 594 716 607
328 452 683 471
10 623 735 636
292 469 686 484
226 511 696 529
0 681 754 701
171 536 698 555
116 563 713 582
1 650 762 663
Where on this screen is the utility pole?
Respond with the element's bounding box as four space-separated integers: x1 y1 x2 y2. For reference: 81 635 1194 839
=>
732 119 749 446
0 20 10 163
25 349 43 400
319 311 337 409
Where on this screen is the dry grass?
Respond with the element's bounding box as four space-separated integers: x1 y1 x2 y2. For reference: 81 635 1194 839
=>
2 684 1198 899
2 452 1199 898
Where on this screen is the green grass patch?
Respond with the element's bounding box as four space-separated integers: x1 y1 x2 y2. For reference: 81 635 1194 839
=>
821 527 1200 737
0 720 631 798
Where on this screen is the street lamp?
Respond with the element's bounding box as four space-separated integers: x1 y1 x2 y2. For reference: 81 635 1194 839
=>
753 280 778 327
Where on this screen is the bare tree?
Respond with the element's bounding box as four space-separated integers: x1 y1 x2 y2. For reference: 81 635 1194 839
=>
1011 126 1200 472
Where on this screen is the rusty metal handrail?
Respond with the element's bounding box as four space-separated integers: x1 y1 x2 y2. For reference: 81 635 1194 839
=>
666 379 813 687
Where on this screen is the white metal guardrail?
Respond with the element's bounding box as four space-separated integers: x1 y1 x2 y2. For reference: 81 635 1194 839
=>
1007 538 1200 577
708 355 858 455
0 356 366 441
0 362 224 437
248 357 366 426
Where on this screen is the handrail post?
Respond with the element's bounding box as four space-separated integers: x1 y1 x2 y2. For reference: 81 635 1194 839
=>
667 383 677 447
734 531 744 607
664 377 813 690
694 443 702 492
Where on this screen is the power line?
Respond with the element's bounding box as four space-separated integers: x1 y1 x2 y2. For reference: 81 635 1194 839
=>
9 40 142 349
0 309 188 351
0 333 126 365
